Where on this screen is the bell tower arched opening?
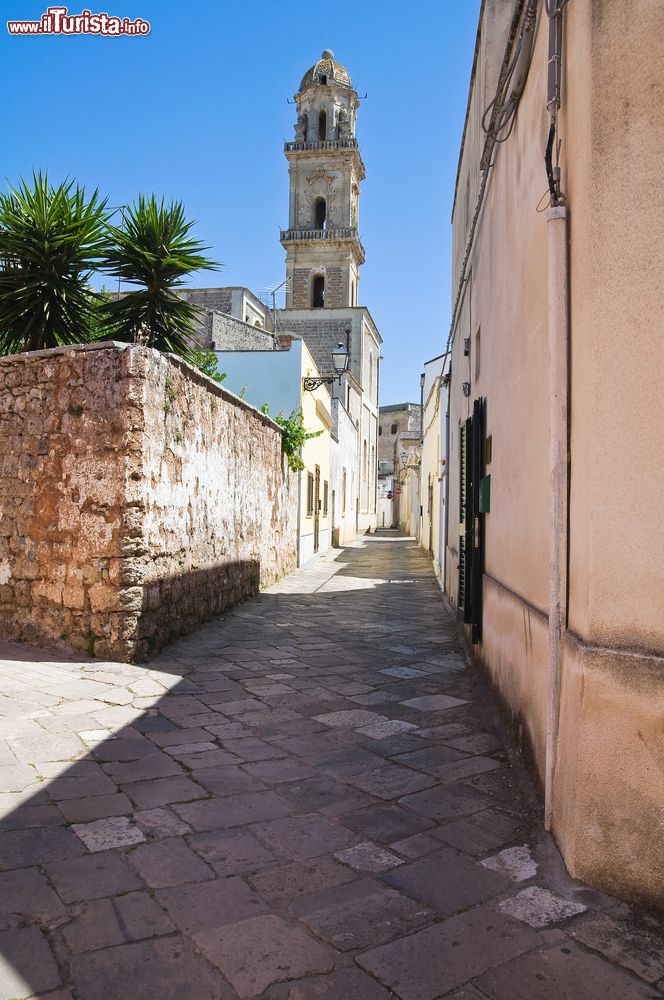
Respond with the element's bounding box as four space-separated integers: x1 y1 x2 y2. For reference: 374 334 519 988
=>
312 275 325 308
314 197 327 230
318 110 327 141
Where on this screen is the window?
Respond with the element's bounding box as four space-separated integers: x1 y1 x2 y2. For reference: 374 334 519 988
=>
323 481 329 516
302 112 308 141
342 467 347 513
371 446 375 511
314 197 326 230
378 426 382 436
320 74 327 85
312 274 325 308
318 110 327 140
306 472 314 516
391 422 398 435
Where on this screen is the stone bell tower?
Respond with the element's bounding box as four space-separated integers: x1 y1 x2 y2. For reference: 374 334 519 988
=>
281 50 365 310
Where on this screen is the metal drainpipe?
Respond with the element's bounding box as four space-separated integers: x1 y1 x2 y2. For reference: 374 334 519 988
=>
443 364 451 592
544 0 568 833
419 375 425 544
296 467 303 568
545 204 568 831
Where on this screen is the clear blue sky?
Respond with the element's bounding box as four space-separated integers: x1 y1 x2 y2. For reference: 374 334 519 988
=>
2 0 480 404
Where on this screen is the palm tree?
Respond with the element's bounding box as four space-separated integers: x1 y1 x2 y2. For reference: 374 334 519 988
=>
101 195 218 356
0 172 109 354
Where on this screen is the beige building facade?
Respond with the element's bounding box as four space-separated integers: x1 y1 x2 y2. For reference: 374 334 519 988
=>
418 354 449 584
446 0 664 904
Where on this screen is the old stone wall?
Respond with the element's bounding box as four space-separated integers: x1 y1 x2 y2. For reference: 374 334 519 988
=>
208 312 276 352
178 287 233 315
274 312 352 377
0 343 298 662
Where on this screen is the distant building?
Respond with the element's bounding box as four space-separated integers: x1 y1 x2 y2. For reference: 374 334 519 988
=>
178 286 277 352
377 403 421 531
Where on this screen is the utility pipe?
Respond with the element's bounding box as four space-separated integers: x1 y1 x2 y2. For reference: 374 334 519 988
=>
443 363 451 592
545 203 568 830
418 372 425 544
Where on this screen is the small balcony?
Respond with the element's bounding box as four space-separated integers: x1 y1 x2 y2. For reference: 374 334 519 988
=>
284 139 359 153
280 226 360 243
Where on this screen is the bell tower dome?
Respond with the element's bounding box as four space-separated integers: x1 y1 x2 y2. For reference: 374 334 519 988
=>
281 50 365 310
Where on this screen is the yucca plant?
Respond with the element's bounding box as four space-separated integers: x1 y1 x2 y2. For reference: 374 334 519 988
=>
101 195 218 356
0 172 109 354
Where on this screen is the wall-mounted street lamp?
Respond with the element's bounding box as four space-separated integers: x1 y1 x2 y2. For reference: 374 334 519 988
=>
303 342 350 391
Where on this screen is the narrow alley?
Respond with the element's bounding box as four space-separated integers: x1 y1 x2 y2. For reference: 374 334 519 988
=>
0 537 662 999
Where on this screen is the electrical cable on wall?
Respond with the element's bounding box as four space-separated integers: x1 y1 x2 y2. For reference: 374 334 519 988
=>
481 0 539 144
545 0 567 206
446 0 539 357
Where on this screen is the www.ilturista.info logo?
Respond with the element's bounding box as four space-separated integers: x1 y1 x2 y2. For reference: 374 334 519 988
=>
7 6 150 35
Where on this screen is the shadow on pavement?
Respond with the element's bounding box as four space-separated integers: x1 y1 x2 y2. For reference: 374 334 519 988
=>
0 539 655 1000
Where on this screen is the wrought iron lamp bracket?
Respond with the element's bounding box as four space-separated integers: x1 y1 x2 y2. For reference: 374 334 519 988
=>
302 374 343 392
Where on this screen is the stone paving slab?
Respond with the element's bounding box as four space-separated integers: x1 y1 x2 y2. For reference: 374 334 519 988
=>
474 942 662 999
262 963 395 999
291 875 433 952
382 845 510 916
0 537 661 999
356 906 543 1000
70 936 235 1000
0 927 62 998
194 914 335 998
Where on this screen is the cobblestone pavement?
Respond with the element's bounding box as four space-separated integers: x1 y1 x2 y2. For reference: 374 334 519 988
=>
1 536 663 999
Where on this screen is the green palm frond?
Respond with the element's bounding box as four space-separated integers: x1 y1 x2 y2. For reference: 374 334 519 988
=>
101 195 219 356
0 172 110 354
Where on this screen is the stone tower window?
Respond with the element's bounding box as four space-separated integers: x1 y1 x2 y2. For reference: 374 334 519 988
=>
320 74 328 85
314 197 326 230
302 112 308 141
318 110 327 141
312 275 325 308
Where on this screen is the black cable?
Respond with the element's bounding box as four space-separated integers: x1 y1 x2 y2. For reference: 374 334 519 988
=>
545 118 558 203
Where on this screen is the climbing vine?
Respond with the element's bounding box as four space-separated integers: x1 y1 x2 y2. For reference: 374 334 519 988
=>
274 410 322 472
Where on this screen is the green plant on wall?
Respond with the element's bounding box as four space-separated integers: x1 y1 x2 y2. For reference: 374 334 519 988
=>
275 410 322 472
189 349 226 383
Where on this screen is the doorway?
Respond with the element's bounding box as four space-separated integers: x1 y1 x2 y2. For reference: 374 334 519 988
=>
314 465 321 553
457 397 486 643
